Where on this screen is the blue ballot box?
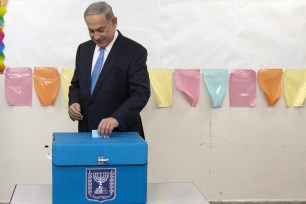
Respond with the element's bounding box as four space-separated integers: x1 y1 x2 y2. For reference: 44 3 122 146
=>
52 132 148 204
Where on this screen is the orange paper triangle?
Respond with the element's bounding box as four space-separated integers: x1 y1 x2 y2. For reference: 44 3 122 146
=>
34 67 60 105
258 69 283 107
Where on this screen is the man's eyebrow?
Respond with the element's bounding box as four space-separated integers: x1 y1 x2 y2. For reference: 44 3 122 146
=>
88 27 106 31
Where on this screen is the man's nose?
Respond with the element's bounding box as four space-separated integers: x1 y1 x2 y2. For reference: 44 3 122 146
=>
93 32 101 40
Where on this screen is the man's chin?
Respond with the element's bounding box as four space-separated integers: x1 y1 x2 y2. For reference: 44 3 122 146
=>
95 41 106 48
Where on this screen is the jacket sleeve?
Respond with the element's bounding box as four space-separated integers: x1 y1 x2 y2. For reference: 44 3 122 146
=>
68 45 81 106
111 46 151 130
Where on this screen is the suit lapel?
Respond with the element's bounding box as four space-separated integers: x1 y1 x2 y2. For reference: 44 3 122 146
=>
86 41 96 97
91 32 124 97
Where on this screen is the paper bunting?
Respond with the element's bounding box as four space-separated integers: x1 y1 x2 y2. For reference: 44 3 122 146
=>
34 67 60 106
203 69 228 108
149 69 173 108
4 67 306 108
229 69 256 107
0 0 6 73
258 69 283 107
284 69 306 107
174 69 200 107
61 68 75 105
5 68 32 106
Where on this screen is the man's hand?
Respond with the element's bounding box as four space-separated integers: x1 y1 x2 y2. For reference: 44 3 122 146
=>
68 103 83 121
98 117 119 136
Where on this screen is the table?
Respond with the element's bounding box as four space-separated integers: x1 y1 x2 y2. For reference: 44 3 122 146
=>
10 183 210 204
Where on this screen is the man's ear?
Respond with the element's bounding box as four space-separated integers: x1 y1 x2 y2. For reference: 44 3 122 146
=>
112 17 117 28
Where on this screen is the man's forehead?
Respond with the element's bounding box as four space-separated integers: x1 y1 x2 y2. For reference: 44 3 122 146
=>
86 17 109 29
85 13 107 21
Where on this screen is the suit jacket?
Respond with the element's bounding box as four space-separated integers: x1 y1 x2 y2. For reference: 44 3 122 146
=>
69 31 150 138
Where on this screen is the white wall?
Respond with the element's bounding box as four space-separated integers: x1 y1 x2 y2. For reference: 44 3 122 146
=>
1 0 306 202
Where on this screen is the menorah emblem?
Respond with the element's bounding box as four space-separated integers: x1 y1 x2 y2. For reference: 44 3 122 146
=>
86 168 116 203
93 172 109 194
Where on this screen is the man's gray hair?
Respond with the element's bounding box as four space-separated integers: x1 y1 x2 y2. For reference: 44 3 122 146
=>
84 1 114 21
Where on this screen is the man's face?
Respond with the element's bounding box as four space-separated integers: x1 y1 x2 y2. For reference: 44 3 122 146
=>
85 14 117 48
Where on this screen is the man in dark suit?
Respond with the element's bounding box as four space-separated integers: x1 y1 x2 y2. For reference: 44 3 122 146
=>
68 1 150 139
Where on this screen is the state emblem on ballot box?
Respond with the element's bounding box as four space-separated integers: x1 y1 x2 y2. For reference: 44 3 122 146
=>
86 168 116 203
52 132 148 204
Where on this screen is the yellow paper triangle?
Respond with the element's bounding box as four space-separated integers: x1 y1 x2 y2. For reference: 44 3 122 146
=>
61 68 75 106
148 69 173 108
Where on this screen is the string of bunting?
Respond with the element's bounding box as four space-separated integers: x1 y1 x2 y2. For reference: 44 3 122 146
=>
4 67 306 108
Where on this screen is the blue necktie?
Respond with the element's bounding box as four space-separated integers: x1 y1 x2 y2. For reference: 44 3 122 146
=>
91 48 105 94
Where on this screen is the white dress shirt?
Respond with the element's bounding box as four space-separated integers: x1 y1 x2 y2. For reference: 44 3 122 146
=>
91 30 119 75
